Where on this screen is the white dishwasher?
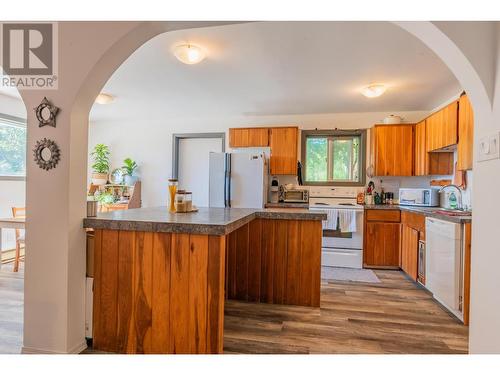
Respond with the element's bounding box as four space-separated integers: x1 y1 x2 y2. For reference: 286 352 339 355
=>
425 217 464 321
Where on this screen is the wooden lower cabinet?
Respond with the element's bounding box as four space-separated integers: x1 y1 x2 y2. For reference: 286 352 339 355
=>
400 211 426 282
401 225 419 280
364 221 401 268
92 229 226 354
226 218 322 307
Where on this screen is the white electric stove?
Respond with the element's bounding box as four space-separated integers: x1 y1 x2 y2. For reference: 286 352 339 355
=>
309 187 364 269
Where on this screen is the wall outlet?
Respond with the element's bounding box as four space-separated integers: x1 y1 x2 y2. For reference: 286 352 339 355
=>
477 132 500 162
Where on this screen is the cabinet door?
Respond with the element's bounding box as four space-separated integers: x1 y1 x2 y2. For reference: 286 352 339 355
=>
229 128 269 148
248 128 269 147
414 121 427 176
426 101 458 151
401 224 419 281
270 127 298 175
457 94 474 170
229 128 249 147
373 124 414 176
364 222 401 268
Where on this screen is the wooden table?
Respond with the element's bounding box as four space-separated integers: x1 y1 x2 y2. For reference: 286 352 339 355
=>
0 218 25 270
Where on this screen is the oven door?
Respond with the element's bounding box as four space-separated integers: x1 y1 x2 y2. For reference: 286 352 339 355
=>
321 209 364 250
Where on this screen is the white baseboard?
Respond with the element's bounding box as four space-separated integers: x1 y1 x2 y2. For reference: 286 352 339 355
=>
22 340 87 354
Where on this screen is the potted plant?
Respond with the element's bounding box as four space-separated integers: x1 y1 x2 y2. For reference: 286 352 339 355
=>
122 157 138 186
90 144 110 186
94 191 115 211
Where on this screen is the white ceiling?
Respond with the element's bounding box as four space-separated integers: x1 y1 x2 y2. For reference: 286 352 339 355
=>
84 22 459 121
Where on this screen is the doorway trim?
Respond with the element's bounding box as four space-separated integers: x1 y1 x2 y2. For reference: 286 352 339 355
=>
171 132 226 179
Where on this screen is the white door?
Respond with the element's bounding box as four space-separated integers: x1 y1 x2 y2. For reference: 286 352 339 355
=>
178 138 223 208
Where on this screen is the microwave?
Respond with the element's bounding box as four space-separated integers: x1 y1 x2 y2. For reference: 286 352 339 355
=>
283 189 309 203
399 188 439 207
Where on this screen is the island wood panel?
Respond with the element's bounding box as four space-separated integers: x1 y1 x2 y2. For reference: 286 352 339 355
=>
226 218 321 307
457 94 474 171
247 219 262 302
92 229 226 354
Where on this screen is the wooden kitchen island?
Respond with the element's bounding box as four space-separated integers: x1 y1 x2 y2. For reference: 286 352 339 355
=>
83 207 325 354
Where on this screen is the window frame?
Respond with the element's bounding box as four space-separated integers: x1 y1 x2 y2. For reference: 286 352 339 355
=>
301 129 366 187
0 113 27 181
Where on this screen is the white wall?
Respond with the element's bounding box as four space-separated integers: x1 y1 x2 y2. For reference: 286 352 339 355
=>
89 109 434 207
0 94 27 250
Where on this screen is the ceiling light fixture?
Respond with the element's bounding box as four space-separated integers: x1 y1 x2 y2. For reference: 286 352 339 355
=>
361 84 387 98
95 93 115 105
173 43 206 65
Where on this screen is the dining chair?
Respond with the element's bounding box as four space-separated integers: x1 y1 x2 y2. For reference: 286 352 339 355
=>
11 207 26 272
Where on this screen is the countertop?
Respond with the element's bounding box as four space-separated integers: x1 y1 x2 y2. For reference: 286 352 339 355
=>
83 206 327 235
264 202 310 209
364 204 472 224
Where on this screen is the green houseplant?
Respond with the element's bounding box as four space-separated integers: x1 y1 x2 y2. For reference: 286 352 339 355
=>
122 157 138 185
90 144 110 186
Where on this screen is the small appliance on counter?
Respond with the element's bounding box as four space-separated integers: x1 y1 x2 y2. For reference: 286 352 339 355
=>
270 177 280 203
399 188 440 207
282 187 309 203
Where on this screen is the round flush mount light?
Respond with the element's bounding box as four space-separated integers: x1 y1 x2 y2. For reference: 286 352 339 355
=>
173 43 206 65
95 93 115 105
361 84 387 98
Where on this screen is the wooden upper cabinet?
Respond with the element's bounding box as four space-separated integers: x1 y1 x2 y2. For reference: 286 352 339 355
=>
457 94 474 170
414 121 427 176
269 127 298 175
415 120 454 176
372 124 414 176
426 101 458 151
229 128 269 148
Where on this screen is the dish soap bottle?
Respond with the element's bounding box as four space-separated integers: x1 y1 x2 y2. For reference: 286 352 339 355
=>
449 192 458 209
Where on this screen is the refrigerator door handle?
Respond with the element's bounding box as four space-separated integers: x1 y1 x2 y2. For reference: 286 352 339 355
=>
223 154 228 207
226 153 232 207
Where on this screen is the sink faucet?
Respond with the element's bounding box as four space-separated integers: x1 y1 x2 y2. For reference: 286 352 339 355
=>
439 184 463 210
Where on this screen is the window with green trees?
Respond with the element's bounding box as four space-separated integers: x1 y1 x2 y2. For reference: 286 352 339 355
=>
302 130 365 186
0 118 27 177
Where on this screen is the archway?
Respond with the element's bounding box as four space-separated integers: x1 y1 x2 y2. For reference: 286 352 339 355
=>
17 21 497 353
0 73 27 353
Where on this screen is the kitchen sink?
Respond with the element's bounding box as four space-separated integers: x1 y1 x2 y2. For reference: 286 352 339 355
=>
434 209 472 217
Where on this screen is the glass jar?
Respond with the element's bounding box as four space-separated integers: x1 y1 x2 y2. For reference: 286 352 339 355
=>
175 190 188 213
168 178 178 212
184 191 192 212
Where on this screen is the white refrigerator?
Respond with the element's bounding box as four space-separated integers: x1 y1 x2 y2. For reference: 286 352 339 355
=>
209 152 268 208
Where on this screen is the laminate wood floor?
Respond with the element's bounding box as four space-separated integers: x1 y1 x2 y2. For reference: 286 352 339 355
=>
223 270 469 354
0 262 23 354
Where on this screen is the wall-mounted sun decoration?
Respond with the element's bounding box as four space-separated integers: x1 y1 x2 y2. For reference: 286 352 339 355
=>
33 138 61 171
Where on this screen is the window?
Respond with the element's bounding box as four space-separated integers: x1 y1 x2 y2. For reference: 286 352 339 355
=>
301 130 366 186
0 115 27 178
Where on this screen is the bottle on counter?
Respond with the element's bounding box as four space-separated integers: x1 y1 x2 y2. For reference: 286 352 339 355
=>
449 192 458 209
168 178 178 213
